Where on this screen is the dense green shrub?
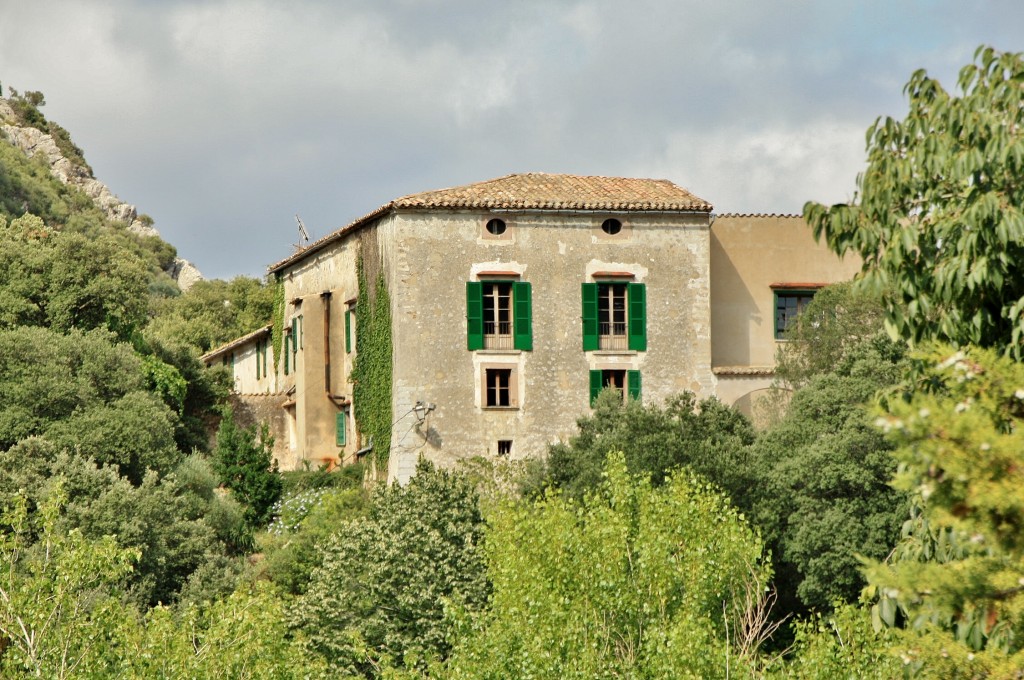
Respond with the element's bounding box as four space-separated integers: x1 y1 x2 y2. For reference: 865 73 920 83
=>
446 453 769 678
293 459 488 675
213 407 282 529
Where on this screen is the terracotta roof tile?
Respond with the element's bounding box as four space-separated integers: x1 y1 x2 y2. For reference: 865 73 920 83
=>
269 173 710 273
392 173 712 212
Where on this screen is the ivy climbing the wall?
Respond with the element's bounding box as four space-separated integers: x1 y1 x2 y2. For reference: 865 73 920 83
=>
271 275 285 372
351 255 393 475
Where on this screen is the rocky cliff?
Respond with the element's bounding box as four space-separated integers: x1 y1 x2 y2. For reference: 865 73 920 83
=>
0 96 202 291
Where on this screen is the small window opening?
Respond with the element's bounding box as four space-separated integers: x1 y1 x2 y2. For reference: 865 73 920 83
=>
485 218 507 235
485 368 512 407
602 369 627 399
497 439 513 456
601 218 622 235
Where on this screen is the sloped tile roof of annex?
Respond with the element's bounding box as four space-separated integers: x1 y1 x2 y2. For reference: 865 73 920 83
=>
268 173 712 273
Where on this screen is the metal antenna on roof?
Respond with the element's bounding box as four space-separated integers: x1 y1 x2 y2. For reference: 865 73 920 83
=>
294 213 311 249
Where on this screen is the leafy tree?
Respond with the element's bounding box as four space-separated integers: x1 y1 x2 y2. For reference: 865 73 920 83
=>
0 215 152 340
213 407 282 529
546 390 756 502
749 340 909 614
1 486 319 678
773 604 901 679
865 345 1024 674
445 453 771 678
143 334 230 453
774 281 895 388
0 444 248 608
0 485 138 678
258 471 370 593
0 327 158 440
805 46 1024 358
146 276 275 353
293 459 488 676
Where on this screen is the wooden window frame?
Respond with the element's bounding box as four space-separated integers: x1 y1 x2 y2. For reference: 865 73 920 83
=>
773 288 819 340
480 363 519 409
583 281 646 351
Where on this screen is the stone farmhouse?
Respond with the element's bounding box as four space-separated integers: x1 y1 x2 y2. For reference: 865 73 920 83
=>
202 173 858 482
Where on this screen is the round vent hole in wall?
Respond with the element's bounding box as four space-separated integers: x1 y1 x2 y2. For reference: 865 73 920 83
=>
601 218 622 235
486 218 507 235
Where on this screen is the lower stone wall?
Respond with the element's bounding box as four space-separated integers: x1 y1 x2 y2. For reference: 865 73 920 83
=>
230 394 295 470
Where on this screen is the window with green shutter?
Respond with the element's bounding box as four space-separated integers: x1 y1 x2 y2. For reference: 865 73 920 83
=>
512 281 532 351
627 283 647 351
585 282 645 351
345 310 352 353
582 283 599 350
466 282 484 350
589 369 638 405
589 369 603 405
469 279 533 351
627 370 642 400
336 410 347 446
283 334 290 375
256 339 262 380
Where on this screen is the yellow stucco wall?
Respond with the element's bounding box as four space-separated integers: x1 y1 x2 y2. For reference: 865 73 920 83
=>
709 214 861 413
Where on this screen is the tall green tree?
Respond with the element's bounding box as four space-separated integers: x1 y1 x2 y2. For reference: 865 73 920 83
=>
293 459 488 676
545 390 756 502
213 407 282 529
805 46 1024 358
446 453 772 679
865 345 1024 675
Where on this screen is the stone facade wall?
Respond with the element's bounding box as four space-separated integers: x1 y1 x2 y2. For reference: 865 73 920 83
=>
230 393 293 468
385 210 713 483
277 228 368 468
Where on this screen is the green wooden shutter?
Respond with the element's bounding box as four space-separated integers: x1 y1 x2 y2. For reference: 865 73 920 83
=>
256 340 261 380
628 370 642 401
466 282 484 350
513 281 532 351
589 369 602 406
582 283 599 351
336 411 346 446
283 335 290 375
345 310 352 353
628 283 647 351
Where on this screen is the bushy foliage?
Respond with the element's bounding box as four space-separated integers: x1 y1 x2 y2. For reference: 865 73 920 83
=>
0 487 319 678
446 453 770 678
0 213 172 341
293 459 488 675
546 390 756 501
806 46 1024 359
0 485 138 678
0 445 248 608
749 341 909 613
864 345 1024 673
213 407 282 529
773 604 901 679
260 485 369 594
775 281 895 388
0 326 184 482
147 276 275 353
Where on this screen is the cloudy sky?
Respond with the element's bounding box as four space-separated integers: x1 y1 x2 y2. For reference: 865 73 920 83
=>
1 1 1022 279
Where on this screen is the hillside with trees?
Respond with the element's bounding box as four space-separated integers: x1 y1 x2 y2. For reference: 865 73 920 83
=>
4 46 1024 677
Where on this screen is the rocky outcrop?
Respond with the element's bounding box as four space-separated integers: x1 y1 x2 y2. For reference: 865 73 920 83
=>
0 100 202 291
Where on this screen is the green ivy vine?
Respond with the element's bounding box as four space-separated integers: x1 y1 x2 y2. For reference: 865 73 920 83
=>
351 255 393 475
271 275 285 372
